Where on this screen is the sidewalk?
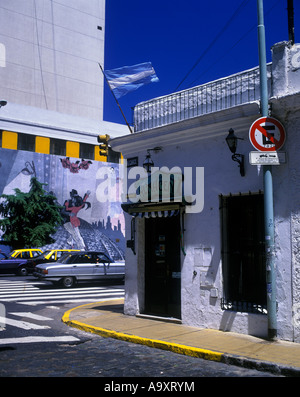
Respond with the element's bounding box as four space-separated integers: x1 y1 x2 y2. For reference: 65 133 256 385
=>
62 298 300 376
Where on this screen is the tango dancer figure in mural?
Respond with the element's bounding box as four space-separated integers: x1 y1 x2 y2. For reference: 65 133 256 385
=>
63 189 91 250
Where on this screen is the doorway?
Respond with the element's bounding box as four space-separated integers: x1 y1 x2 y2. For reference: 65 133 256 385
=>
144 215 181 319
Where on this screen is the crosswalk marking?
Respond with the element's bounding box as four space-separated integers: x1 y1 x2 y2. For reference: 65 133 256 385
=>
46 306 61 310
9 312 53 321
0 279 125 306
0 285 39 290
1 291 124 303
0 280 44 284
0 278 106 345
0 281 44 287
0 316 51 330
21 297 122 306
0 287 123 297
0 336 80 345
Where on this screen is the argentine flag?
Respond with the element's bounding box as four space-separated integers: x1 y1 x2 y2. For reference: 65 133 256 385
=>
104 62 159 99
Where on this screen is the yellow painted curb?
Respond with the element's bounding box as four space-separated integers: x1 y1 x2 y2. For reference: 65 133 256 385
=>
62 302 223 363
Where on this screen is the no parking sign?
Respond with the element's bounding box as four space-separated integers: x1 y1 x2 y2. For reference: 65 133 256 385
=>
249 117 286 152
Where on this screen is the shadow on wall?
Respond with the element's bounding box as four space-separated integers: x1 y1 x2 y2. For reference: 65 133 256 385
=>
219 310 268 339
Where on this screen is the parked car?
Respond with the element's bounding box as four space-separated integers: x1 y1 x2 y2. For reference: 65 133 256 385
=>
33 251 125 288
14 249 81 275
0 248 44 276
27 249 80 267
0 252 8 260
9 248 43 259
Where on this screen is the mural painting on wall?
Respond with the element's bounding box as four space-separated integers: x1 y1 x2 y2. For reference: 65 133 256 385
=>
0 148 125 260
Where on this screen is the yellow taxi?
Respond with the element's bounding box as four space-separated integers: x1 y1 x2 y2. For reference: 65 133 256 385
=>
29 249 81 268
1 249 80 276
39 249 81 262
10 248 43 259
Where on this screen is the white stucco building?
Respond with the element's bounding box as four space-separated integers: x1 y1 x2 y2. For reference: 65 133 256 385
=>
110 41 300 343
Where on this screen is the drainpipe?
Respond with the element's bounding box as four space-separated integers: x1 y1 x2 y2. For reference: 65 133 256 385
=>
257 0 277 340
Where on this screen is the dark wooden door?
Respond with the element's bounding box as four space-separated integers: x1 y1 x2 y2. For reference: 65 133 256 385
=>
145 215 181 318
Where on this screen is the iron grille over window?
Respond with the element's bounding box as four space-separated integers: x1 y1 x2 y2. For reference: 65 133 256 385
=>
221 298 267 315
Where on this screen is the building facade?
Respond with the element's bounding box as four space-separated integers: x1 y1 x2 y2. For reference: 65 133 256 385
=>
110 41 300 342
0 0 128 160
0 0 127 258
0 0 105 120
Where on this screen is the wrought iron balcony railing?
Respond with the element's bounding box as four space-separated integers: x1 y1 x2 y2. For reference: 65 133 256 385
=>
134 64 272 132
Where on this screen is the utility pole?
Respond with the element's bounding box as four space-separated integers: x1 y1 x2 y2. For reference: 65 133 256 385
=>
287 0 295 44
257 0 277 340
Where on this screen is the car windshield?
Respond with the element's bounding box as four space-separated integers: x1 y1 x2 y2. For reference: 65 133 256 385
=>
35 250 52 259
8 250 17 258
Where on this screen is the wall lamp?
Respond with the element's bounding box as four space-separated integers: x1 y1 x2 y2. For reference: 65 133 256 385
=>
143 146 162 173
225 128 245 177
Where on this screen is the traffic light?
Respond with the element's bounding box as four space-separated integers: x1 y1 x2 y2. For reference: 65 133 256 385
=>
97 134 110 157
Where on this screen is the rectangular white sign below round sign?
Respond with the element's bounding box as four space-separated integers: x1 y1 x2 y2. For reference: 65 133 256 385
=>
249 151 286 165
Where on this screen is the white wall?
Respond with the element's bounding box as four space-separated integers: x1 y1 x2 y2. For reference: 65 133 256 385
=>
0 0 105 121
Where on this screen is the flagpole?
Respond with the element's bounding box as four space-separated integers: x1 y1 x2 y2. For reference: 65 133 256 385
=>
99 63 133 134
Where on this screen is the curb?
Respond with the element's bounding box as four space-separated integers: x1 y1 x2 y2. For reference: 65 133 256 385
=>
62 305 223 362
62 304 300 377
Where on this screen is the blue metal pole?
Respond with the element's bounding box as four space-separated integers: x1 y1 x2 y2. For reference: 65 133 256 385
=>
257 0 277 340
263 164 277 340
257 0 268 117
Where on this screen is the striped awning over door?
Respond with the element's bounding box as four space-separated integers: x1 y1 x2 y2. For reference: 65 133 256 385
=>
122 202 183 218
130 209 180 218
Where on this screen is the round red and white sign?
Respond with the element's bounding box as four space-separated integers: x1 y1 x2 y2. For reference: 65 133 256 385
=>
249 117 286 152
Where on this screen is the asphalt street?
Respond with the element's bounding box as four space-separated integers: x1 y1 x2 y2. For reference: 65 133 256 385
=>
0 275 283 379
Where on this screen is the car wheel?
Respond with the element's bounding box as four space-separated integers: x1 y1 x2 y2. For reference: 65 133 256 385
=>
17 267 28 276
61 276 75 288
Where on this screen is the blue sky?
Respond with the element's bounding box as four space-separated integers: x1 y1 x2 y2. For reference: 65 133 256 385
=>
103 0 299 126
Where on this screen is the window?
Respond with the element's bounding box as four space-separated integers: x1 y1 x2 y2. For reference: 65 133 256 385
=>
79 143 95 160
96 253 110 263
17 133 35 151
50 138 66 156
108 147 121 163
220 193 267 314
76 254 92 263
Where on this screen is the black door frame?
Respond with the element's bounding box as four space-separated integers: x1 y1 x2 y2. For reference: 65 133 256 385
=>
144 214 181 319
